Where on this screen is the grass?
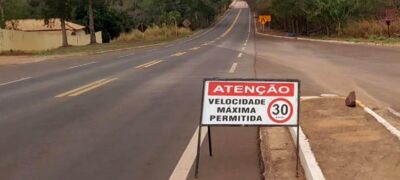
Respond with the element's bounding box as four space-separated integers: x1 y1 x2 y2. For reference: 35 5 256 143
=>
307 34 400 44
259 19 400 45
316 19 400 44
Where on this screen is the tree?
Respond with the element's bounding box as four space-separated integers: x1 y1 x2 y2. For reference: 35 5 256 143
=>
88 0 96 44
0 0 5 27
43 0 75 47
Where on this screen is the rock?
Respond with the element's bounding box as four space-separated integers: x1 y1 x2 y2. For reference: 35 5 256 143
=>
345 91 357 107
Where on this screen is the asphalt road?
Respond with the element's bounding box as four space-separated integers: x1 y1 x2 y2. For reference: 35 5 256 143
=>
254 33 400 111
0 2 263 180
0 1 399 180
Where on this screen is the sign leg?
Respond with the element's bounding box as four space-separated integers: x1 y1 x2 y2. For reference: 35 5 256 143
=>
194 126 202 178
296 124 300 178
208 126 213 157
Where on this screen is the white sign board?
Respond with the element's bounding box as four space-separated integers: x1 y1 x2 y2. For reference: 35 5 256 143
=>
201 79 299 126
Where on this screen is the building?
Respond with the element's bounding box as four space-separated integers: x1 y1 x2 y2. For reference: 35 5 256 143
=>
5 19 86 35
1 19 102 52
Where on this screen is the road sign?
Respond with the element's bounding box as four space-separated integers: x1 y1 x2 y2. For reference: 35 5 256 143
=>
195 79 301 178
259 15 271 25
385 8 397 37
137 23 148 33
182 19 191 28
201 79 299 126
385 8 397 22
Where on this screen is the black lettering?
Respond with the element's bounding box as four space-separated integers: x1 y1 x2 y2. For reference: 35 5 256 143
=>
210 115 216 121
217 107 225 113
208 99 215 104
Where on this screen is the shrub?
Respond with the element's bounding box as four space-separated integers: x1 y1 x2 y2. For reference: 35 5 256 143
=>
113 25 192 42
343 19 400 38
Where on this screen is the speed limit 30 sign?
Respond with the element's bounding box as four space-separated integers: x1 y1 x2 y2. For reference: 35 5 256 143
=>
201 79 299 126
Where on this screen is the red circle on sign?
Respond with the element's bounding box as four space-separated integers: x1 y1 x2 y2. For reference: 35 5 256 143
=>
267 98 294 124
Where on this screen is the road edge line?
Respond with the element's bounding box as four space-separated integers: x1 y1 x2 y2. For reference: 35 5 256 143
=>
169 127 208 180
388 107 400 118
363 107 400 141
0 77 32 87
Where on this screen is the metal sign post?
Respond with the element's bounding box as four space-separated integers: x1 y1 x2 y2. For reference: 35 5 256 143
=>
195 78 301 178
137 23 148 39
385 8 397 38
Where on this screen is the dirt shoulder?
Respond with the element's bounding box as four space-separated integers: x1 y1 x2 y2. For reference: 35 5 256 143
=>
301 98 400 180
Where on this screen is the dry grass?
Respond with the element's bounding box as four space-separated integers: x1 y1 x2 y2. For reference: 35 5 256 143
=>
343 19 400 38
113 25 192 42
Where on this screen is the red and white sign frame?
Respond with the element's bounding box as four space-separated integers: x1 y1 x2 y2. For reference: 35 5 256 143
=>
200 79 300 126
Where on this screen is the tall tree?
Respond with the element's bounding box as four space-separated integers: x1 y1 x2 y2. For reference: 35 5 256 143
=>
43 0 74 47
0 0 5 23
88 0 96 44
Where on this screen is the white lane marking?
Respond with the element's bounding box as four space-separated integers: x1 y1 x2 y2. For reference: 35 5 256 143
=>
0 77 32 87
388 107 400 118
301 96 321 100
119 53 135 58
229 62 238 73
237 53 243 58
67 62 97 70
143 60 163 68
135 60 163 69
171 52 187 57
364 107 400 141
190 47 200 51
170 127 208 180
320 93 339 97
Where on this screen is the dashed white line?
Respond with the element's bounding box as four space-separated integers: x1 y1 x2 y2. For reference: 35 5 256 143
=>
229 62 238 73
171 52 187 57
237 53 243 58
190 47 200 51
67 62 97 70
0 77 32 87
119 53 135 58
170 127 208 180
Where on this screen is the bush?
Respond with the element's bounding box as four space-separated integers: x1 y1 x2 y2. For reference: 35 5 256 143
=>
113 25 192 42
343 19 400 38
